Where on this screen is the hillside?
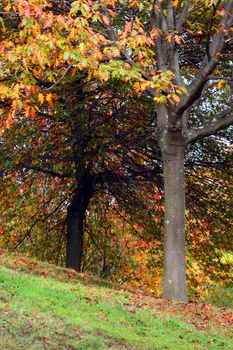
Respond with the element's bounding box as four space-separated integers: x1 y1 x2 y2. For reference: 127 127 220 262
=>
0 251 232 350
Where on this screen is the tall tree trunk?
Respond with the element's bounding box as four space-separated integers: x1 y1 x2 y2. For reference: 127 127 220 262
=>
162 132 187 302
66 170 94 272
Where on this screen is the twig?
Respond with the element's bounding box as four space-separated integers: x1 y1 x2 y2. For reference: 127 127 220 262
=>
45 65 72 91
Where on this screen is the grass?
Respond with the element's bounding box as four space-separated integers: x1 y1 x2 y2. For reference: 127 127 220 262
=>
0 251 232 349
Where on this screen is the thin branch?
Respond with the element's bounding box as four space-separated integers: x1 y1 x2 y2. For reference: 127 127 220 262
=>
20 161 70 179
96 168 162 185
13 197 67 250
45 65 72 91
206 0 222 61
208 75 233 81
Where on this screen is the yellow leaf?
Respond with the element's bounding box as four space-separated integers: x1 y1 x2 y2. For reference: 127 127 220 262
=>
102 15 110 25
172 0 179 6
153 95 167 104
46 93 52 103
111 48 120 58
217 79 225 89
133 82 141 91
38 93 44 105
0 83 9 97
79 42 86 54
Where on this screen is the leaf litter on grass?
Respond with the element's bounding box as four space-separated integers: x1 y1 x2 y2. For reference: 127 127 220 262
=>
0 250 232 350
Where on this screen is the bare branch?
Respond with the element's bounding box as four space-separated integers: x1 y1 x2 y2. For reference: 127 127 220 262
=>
45 65 72 91
208 75 233 81
175 0 233 116
186 107 233 144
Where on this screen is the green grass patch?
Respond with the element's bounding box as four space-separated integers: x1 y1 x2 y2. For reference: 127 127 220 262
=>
0 255 232 349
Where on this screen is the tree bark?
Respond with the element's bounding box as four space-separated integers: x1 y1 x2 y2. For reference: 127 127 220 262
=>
66 170 94 272
162 131 187 302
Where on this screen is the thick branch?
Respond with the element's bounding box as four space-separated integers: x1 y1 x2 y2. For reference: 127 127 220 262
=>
151 1 168 71
186 108 233 144
176 0 190 30
206 0 221 61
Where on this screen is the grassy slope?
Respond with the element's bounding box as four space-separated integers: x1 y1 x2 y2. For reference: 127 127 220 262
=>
0 251 232 350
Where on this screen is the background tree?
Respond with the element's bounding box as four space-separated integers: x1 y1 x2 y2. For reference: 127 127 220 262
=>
0 70 162 271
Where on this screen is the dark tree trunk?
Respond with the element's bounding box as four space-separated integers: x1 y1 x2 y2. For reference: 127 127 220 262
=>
162 131 187 302
66 170 95 272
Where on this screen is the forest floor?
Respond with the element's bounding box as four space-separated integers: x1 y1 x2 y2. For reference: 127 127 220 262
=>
0 250 232 350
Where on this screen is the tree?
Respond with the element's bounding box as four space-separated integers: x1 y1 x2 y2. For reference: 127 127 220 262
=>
0 70 162 271
0 0 232 301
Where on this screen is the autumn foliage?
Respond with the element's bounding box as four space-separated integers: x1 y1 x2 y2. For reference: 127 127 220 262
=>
0 0 232 301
